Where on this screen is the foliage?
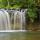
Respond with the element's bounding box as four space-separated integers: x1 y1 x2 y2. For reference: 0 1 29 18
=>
27 8 37 22
0 0 27 9
0 0 39 9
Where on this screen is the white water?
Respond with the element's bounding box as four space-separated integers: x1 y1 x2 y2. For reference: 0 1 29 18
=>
0 9 27 31
0 30 27 32
0 9 11 30
13 9 27 30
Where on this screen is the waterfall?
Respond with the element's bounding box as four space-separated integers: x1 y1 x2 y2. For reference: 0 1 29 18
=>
0 9 27 31
0 9 11 30
13 9 27 30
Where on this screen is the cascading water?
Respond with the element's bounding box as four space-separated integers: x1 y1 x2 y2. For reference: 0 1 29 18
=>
0 9 27 32
14 10 23 30
0 9 11 30
13 9 27 30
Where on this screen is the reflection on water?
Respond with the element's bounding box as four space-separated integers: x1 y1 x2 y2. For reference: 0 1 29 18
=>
0 32 40 40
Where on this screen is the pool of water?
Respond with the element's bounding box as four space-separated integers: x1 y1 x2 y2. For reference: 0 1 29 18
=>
0 32 40 40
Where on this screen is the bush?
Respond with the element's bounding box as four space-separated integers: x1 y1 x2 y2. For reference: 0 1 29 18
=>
27 8 37 23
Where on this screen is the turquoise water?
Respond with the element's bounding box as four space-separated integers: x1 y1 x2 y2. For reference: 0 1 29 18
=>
0 32 40 40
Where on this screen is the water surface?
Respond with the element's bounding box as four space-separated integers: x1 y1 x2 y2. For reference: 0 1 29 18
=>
0 32 40 40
